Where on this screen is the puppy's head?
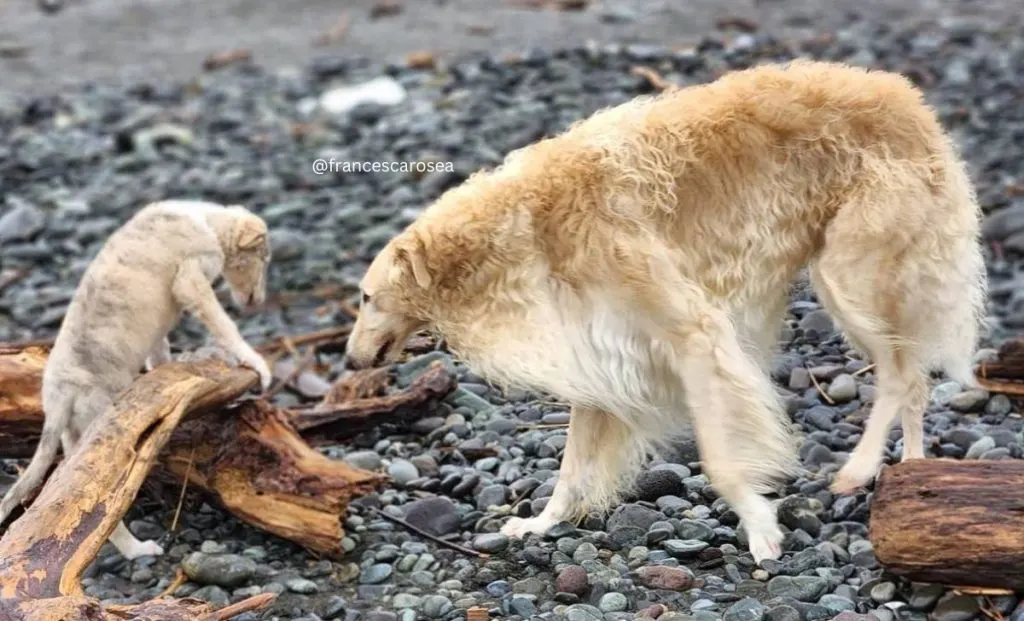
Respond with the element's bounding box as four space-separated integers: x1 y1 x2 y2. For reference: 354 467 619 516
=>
222 207 271 309
345 231 434 370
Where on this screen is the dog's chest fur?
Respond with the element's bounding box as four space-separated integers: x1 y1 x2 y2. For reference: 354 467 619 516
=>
458 287 682 421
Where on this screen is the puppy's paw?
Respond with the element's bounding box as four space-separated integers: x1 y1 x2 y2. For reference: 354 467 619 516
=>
501 516 557 539
239 353 273 391
144 357 156 372
122 539 165 560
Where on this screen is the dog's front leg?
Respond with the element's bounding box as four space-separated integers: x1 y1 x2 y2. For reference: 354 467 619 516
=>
503 405 640 539
172 259 272 390
626 269 795 563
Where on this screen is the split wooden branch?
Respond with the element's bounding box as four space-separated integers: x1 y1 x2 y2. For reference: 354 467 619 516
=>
869 459 1024 590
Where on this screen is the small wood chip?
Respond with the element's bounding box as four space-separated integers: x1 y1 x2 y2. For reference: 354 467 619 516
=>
630 66 676 91
406 51 436 70
467 606 490 621
202 48 252 71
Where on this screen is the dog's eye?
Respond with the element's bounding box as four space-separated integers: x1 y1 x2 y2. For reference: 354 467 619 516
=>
361 292 371 304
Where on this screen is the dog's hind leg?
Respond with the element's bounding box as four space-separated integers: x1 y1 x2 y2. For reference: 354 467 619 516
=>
812 174 983 493
502 405 644 539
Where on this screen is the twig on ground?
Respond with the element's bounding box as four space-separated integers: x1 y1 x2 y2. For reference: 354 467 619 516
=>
630 65 676 91
204 593 278 621
156 569 188 599
852 363 876 377
369 506 489 558
806 365 835 405
169 446 196 534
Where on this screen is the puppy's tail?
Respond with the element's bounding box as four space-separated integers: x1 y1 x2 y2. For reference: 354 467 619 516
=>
0 390 74 525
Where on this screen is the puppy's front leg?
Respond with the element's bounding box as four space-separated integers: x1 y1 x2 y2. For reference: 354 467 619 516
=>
172 259 272 390
503 405 641 538
144 337 172 372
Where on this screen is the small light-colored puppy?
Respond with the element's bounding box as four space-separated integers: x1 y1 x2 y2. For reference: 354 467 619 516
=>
0 200 273 559
344 60 986 562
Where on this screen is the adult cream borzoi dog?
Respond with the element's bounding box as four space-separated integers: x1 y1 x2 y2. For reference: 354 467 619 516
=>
344 59 987 562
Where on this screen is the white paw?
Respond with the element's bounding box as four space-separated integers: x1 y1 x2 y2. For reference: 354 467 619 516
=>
241 354 273 391
501 516 557 539
144 357 155 372
747 526 784 564
831 453 881 495
122 539 165 560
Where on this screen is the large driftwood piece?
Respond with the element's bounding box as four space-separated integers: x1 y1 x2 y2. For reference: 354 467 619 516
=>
869 459 1024 590
0 357 276 619
163 401 386 555
0 347 394 557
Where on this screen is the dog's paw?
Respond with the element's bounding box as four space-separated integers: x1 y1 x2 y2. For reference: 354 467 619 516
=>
831 455 880 495
747 527 784 564
501 516 557 539
122 539 165 560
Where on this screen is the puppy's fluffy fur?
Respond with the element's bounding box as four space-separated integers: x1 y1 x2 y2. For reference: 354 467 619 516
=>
345 60 987 562
0 200 274 559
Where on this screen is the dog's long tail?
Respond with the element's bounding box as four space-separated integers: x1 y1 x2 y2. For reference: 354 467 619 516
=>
0 389 75 525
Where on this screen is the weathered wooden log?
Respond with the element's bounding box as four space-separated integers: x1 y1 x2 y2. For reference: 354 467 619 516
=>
0 347 394 557
869 459 1024 590
163 401 386 556
0 357 277 619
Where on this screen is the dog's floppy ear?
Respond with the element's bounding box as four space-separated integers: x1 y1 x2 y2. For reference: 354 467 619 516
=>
236 218 268 251
393 233 432 289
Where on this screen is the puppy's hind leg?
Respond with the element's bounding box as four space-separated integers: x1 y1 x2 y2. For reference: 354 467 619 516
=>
502 405 644 539
72 390 165 560
109 521 164 560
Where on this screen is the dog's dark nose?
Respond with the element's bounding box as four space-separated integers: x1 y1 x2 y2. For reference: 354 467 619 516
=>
342 356 364 371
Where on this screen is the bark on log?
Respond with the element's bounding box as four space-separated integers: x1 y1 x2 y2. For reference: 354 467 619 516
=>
869 459 1024 590
0 358 277 619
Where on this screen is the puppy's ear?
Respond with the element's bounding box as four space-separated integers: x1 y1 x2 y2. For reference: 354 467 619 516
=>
236 219 268 251
393 234 432 289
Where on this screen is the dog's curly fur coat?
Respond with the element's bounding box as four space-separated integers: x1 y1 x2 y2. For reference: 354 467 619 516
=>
345 60 987 562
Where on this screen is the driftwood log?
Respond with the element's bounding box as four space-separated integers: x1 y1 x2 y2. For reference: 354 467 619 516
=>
0 347 457 557
869 459 1024 590
0 354 277 619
